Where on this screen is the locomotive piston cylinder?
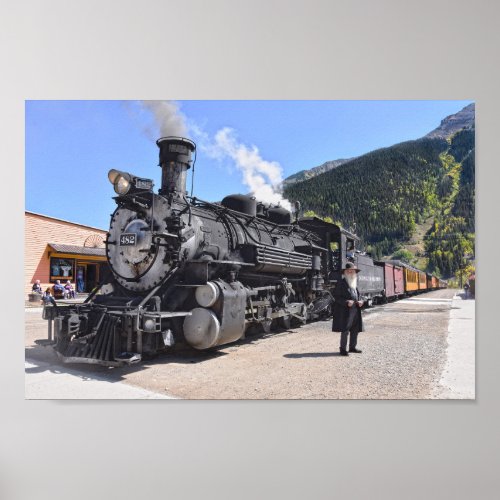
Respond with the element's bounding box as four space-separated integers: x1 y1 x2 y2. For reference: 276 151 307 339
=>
183 308 221 349
195 282 220 308
183 279 247 350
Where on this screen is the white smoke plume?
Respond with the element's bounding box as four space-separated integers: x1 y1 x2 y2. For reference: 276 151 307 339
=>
208 128 291 210
138 101 291 209
139 100 188 138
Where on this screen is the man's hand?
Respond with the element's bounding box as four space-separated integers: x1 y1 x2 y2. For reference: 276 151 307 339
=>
347 300 355 307
357 300 364 307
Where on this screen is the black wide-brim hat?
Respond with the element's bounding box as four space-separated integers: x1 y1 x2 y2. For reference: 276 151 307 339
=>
342 262 361 273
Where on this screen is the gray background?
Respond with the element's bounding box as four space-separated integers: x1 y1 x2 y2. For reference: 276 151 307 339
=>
1 0 499 498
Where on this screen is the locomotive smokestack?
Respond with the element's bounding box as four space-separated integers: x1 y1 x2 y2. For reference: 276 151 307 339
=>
156 136 196 197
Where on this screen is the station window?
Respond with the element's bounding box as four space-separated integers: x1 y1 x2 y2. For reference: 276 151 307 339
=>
50 257 75 282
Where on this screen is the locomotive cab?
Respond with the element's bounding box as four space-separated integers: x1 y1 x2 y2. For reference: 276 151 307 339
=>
297 217 359 284
297 217 384 305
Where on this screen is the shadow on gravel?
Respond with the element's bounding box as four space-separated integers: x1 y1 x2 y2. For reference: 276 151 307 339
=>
152 349 228 365
283 352 343 358
25 344 59 364
25 343 231 385
25 364 55 375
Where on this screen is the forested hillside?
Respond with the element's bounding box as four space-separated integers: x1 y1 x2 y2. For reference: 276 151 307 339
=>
424 128 475 277
284 128 475 278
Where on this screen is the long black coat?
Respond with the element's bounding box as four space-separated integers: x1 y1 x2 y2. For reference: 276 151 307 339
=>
331 278 364 333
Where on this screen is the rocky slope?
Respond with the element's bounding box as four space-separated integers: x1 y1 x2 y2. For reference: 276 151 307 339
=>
283 158 354 187
425 103 475 139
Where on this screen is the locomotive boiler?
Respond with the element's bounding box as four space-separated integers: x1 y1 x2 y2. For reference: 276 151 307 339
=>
45 137 349 366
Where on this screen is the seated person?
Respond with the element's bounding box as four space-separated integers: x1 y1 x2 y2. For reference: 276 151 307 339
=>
32 280 43 295
42 288 56 306
52 280 66 299
64 280 76 299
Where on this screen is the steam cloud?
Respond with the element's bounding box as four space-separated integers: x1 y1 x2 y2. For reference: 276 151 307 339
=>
140 100 188 138
139 100 291 209
208 128 291 209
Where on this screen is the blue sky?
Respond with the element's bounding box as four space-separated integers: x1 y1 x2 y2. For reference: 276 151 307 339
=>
25 100 473 229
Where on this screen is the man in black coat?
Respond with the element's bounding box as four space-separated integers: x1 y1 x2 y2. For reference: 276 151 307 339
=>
332 262 364 356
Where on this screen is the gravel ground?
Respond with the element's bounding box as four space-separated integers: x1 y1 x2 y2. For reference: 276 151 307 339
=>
25 288 457 399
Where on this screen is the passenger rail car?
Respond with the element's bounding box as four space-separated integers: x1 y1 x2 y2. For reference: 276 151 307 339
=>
375 261 404 301
386 260 445 295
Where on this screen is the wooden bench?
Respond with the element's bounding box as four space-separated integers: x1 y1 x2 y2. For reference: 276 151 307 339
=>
52 286 65 300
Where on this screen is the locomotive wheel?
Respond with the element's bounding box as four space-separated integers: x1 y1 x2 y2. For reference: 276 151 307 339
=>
320 303 333 320
279 315 292 330
290 316 305 328
245 323 261 336
271 319 281 332
261 319 273 334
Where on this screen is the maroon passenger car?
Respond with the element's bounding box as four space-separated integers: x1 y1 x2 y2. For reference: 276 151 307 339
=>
376 261 404 301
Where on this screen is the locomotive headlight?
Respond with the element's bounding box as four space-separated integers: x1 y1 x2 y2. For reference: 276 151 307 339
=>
108 170 153 195
108 169 132 195
115 176 131 195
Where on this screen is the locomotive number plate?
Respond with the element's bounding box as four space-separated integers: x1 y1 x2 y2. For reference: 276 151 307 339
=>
119 233 137 246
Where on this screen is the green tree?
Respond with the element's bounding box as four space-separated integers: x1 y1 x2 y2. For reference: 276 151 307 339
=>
392 249 413 263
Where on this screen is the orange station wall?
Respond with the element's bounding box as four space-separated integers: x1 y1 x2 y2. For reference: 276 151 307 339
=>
25 212 107 296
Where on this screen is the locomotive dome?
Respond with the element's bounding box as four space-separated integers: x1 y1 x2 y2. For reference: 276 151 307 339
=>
221 194 257 216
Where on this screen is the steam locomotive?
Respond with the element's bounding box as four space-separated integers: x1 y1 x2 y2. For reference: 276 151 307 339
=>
43 137 440 367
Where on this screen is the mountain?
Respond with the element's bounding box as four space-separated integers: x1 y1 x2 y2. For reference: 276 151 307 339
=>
425 103 475 139
282 158 354 187
283 103 475 188
283 104 475 279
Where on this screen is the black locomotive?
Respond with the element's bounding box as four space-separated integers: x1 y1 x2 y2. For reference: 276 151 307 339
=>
43 137 386 366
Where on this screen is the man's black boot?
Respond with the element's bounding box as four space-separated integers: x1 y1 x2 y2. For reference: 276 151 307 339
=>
339 348 349 356
349 348 362 353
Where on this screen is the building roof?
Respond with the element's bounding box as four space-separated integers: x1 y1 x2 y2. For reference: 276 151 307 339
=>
48 243 106 257
26 211 106 233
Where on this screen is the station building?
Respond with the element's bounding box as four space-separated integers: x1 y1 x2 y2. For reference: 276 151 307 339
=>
25 211 108 297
